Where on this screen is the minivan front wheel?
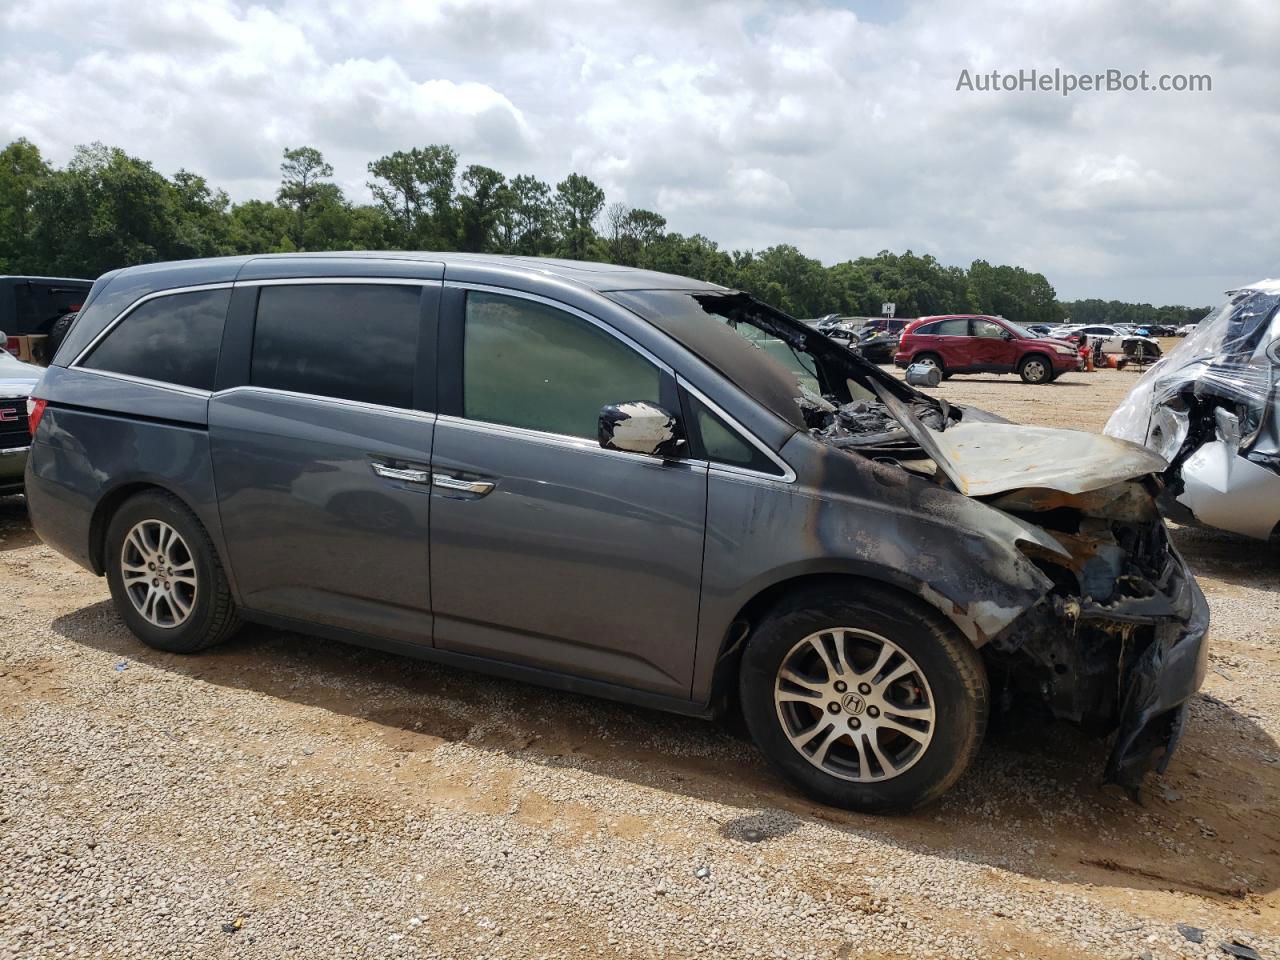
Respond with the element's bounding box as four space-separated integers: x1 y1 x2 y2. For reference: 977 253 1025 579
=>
739 585 987 812
105 491 241 653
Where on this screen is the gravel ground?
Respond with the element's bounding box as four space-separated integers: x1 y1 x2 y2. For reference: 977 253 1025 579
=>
2 363 1278 960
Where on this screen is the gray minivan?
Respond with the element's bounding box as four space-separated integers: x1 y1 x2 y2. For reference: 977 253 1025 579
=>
25 254 1208 810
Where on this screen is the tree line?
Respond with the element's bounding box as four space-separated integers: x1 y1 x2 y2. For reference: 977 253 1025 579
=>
0 138 1206 325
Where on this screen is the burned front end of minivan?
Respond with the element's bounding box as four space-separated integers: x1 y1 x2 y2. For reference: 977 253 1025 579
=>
1106 281 1280 541
821 387 1210 794
631 290 1210 795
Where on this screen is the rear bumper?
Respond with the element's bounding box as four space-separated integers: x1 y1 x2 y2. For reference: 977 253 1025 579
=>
0 445 29 494
23 442 96 571
1102 553 1210 793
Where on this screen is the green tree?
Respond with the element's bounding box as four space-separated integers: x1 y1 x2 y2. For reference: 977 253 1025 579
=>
458 164 507 252
367 148 429 245
28 143 180 277
0 138 49 272
169 170 234 260
967 259 1059 325
228 199 295 254
553 172 605 260
277 146 336 249
639 233 737 287
498 174 555 255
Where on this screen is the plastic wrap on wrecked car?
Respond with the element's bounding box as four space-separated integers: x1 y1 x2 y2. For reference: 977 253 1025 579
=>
1105 282 1280 539
1105 284 1280 448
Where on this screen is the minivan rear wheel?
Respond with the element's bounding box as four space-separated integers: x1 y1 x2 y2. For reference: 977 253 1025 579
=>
104 490 241 654
738 584 987 812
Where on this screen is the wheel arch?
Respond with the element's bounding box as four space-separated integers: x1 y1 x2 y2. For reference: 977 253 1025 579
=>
88 481 208 576
704 567 997 715
1019 351 1053 380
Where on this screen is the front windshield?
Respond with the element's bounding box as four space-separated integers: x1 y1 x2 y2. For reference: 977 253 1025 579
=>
716 319 821 394
607 289 927 430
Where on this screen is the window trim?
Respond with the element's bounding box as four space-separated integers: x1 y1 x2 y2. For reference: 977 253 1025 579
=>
244 279 431 413
213 385 438 423
448 280 676 440
447 280 676 374
440 281 794 483
677 375 795 483
70 282 235 369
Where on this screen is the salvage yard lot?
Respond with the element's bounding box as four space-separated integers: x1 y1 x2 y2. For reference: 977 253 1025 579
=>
1 366 1277 960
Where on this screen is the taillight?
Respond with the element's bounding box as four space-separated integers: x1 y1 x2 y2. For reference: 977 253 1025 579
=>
4 337 19 354
27 397 47 436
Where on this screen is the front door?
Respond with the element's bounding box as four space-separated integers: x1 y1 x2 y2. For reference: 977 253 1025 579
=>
968 317 1018 370
209 281 438 643
429 288 708 697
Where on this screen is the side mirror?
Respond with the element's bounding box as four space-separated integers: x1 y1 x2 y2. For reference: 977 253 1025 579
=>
598 402 680 458
1001 330 1015 340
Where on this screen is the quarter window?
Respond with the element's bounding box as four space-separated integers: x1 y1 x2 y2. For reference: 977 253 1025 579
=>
82 289 230 391
250 284 421 409
463 292 662 440
688 394 781 475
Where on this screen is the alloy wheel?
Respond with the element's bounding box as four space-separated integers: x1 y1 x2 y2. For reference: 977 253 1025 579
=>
120 519 198 629
773 628 936 782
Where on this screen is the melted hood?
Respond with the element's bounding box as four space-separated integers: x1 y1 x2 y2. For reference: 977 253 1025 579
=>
875 386 1168 498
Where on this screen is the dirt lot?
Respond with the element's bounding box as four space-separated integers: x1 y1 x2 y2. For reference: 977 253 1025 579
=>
2 365 1278 960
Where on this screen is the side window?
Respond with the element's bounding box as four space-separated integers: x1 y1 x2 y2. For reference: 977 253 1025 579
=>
972 319 1005 338
463 291 661 440
688 394 781 475
83 289 230 390
251 284 421 409
933 319 969 336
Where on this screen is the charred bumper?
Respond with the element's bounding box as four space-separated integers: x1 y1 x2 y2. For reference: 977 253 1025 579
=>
1059 544 1210 793
1100 556 1209 792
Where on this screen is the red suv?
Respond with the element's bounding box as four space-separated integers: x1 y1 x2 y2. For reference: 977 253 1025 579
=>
893 314 1079 384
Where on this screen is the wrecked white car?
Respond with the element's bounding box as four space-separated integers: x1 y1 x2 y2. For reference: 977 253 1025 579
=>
1106 280 1280 542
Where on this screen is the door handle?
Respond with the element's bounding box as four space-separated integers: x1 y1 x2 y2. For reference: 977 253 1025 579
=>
371 462 431 484
431 473 495 496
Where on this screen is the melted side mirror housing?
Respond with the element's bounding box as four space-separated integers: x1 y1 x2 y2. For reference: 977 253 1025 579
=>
598 402 680 458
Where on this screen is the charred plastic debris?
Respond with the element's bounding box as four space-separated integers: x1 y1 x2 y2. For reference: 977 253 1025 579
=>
705 294 1208 793
1106 280 1280 542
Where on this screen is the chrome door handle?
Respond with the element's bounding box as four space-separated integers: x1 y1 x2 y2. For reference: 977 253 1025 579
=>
371 462 431 484
431 473 495 495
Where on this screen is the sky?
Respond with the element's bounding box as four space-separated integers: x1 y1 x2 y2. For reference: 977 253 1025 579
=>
2 0 1277 306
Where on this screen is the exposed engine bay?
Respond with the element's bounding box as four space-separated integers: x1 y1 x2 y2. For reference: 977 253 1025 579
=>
695 292 1209 794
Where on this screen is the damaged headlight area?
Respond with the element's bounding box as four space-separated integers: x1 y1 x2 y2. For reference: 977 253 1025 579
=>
982 481 1209 795
1106 280 1280 541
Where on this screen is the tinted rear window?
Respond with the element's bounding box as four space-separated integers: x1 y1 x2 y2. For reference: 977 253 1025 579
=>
250 284 421 409
82 289 229 390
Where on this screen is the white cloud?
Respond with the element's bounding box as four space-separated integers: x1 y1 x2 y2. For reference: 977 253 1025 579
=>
2 0 1277 304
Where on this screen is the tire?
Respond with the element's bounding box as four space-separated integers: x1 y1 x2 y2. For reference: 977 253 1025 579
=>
739 583 988 812
913 352 949 380
104 490 241 653
45 312 77 360
1018 354 1051 384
